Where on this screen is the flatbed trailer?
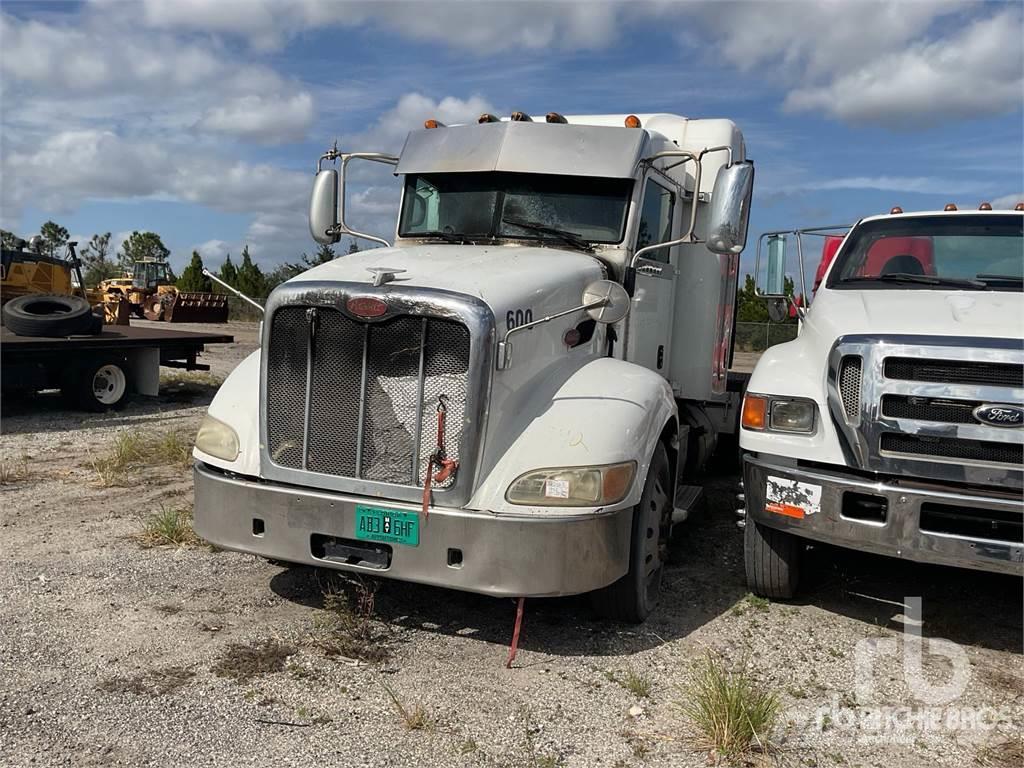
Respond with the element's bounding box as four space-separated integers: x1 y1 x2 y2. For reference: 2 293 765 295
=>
1 324 233 410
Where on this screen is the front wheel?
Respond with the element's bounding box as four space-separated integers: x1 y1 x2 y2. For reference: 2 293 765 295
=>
744 518 802 599
591 442 672 623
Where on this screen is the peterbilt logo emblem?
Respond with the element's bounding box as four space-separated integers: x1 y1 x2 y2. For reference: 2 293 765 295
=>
973 404 1024 427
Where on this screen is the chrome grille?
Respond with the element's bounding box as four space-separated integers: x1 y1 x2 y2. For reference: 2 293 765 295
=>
838 356 862 420
881 433 1023 465
266 306 470 488
881 395 981 425
828 335 1024 489
885 357 1023 388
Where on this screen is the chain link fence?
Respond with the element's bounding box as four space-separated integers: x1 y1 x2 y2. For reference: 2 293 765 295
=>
734 322 798 352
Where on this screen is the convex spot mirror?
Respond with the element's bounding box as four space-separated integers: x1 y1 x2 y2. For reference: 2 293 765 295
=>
761 234 788 297
309 169 339 245
766 298 789 323
583 280 630 324
707 162 754 255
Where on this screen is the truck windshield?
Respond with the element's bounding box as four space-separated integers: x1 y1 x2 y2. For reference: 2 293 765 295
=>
398 172 632 245
827 214 1023 291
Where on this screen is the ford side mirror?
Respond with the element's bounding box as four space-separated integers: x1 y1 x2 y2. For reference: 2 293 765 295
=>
706 162 754 255
309 169 339 245
761 234 788 296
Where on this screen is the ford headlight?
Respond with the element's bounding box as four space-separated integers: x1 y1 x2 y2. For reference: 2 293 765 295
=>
195 414 240 461
506 462 636 507
742 394 816 434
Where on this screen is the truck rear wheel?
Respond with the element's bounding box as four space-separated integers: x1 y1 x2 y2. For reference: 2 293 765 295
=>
744 518 802 599
591 442 671 624
65 359 131 411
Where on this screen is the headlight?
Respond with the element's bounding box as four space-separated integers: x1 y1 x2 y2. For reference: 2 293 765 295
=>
506 461 636 507
195 414 240 461
742 394 816 434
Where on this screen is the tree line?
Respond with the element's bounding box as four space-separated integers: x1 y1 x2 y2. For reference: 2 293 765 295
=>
2 220 361 298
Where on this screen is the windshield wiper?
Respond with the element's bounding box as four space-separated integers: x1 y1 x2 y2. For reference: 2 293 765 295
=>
501 217 592 252
976 273 1024 287
841 273 987 289
416 230 477 245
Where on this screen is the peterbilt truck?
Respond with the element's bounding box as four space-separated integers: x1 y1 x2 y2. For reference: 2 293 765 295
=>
740 205 1024 598
192 111 755 622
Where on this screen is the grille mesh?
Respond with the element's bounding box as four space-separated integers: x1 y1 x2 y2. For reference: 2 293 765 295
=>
838 356 862 420
881 395 982 425
880 433 1023 465
265 306 471 488
884 358 1023 388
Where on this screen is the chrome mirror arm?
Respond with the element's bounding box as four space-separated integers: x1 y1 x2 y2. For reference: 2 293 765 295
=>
318 150 400 248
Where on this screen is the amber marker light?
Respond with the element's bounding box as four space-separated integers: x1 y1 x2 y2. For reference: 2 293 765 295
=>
624 114 642 128
890 206 903 214
979 202 993 210
944 203 958 211
423 119 443 129
602 463 635 504
741 395 768 430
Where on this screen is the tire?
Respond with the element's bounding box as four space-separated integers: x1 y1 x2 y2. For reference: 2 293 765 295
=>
66 359 131 411
2 294 96 337
591 442 672 623
143 295 165 321
744 518 802 599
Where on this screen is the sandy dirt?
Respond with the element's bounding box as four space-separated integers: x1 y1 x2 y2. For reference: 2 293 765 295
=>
1 322 1020 767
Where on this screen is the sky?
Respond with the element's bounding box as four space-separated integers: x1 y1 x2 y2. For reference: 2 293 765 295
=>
1 0 1022 278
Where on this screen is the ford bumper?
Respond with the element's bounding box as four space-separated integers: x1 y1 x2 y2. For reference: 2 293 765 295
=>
193 462 632 597
743 454 1023 576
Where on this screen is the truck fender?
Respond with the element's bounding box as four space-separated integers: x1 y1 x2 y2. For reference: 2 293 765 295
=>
193 350 261 475
469 357 678 515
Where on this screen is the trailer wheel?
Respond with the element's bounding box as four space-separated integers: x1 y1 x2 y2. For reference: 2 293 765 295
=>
744 518 802 599
67 359 131 411
591 442 671 624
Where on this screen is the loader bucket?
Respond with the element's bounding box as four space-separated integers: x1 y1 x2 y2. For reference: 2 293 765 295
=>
166 292 229 323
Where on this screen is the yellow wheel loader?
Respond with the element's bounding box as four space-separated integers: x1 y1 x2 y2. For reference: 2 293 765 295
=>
97 259 228 324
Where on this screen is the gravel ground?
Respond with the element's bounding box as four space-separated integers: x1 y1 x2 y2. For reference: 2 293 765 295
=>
1 322 1020 768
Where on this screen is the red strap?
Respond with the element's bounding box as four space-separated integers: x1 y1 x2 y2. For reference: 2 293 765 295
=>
505 597 526 668
421 456 434 519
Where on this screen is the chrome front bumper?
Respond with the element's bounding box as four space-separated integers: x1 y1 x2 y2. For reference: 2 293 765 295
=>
743 454 1023 576
193 463 632 597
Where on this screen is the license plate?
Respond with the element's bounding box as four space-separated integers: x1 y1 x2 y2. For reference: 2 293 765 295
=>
354 505 419 547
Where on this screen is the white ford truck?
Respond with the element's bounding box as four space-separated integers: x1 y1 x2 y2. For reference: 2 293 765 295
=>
192 111 754 622
740 205 1024 598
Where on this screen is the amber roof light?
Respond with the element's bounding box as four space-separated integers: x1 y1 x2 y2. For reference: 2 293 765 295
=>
478 113 500 123
545 112 567 124
979 202 993 210
510 111 532 122
1015 202 1024 211
943 203 958 211
890 206 903 214
424 119 444 129
624 115 642 128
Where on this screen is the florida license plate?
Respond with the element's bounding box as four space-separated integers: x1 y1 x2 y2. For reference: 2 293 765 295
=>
354 505 420 547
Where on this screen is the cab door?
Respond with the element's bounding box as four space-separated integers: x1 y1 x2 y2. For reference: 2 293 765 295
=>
626 176 678 377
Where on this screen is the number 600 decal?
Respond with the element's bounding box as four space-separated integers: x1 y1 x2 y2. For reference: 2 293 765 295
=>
506 308 534 331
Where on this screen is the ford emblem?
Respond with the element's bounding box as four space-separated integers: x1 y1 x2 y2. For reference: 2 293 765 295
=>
973 403 1024 428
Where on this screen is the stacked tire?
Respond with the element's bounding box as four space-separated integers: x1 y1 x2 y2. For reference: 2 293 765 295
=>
2 294 103 337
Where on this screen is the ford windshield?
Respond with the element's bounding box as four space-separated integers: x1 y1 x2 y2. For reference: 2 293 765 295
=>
827 214 1023 291
398 171 632 247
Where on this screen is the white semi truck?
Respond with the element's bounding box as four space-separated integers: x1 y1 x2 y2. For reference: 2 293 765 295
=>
740 205 1023 597
192 111 755 622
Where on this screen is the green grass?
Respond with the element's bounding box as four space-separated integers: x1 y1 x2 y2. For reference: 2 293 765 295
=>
0 456 31 485
91 429 195 486
609 668 654 699
678 654 780 762
306 578 390 663
138 506 200 547
381 680 434 732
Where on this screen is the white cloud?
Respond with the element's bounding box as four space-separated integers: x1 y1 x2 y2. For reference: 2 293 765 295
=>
344 92 499 152
803 176 987 195
782 10 1024 126
991 193 1023 210
198 92 314 143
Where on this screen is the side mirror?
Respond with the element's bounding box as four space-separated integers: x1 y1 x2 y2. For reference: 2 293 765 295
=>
762 234 787 296
706 162 754 255
309 169 339 245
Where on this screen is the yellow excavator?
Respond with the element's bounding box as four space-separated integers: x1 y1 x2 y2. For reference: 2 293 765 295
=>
96 258 228 323
1 236 84 304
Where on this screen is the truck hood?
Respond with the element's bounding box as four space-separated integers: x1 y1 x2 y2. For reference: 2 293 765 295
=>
287 243 605 315
807 288 1024 341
